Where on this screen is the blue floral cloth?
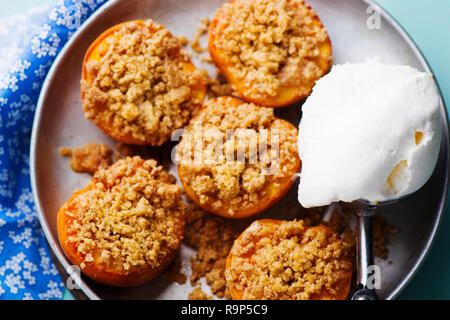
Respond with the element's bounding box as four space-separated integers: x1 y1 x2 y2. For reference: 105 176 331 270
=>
0 0 107 300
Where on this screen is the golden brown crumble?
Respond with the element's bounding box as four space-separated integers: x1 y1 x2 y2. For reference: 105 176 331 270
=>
188 286 213 300
59 147 72 156
225 220 352 300
64 156 186 273
205 74 235 99
60 142 113 175
177 97 299 216
190 18 210 53
210 0 331 101
187 18 236 100
177 35 189 47
374 216 398 259
200 56 213 63
184 203 251 298
82 20 206 145
320 204 397 261
197 69 236 99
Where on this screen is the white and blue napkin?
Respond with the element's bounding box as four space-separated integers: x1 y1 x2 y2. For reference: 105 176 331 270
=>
0 0 107 300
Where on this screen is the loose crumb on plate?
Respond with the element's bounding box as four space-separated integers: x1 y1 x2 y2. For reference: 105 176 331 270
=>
200 56 213 63
190 18 210 53
177 35 189 47
184 202 251 298
60 142 113 175
374 216 398 259
204 73 235 98
197 69 236 99
188 286 213 300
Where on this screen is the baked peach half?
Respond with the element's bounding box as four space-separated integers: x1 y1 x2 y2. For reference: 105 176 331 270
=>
209 0 332 107
226 219 353 300
57 156 186 287
81 19 206 146
176 96 300 219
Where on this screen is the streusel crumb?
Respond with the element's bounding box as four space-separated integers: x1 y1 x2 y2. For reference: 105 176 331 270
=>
205 74 235 98
177 35 189 47
188 286 213 300
198 69 236 99
82 20 206 145
64 156 185 273
60 142 113 175
210 0 331 101
184 203 251 298
225 220 352 300
177 97 299 216
190 18 210 53
374 216 398 259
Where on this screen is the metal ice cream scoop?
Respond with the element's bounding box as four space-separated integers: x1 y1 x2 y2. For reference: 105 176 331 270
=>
351 199 400 300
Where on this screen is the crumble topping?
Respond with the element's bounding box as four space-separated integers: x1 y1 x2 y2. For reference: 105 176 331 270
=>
60 142 113 175
374 216 398 259
210 0 331 100
82 20 206 145
201 56 213 63
197 69 236 99
176 97 299 215
63 156 186 273
190 18 210 53
184 203 251 298
204 72 235 99
225 220 352 300
177 35 189 47
188 286 213 300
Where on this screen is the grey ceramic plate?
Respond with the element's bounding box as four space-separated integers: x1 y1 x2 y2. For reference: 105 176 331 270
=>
30 0 449 300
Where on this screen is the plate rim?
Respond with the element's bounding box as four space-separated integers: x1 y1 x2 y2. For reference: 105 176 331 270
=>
29 0 450 300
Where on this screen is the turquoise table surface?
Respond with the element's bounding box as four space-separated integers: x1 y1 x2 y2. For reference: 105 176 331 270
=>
2 0 449 300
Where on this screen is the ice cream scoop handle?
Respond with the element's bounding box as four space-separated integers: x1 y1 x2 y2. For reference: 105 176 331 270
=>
352 206 378 300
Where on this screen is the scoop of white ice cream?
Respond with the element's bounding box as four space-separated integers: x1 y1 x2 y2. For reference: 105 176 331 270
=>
298 62 441 208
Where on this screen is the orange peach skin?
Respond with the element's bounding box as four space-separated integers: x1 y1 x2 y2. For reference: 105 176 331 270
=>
226 219 353 300
57 181 183 287
81 20 206 145
208 0 332 108
177 97 301 219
